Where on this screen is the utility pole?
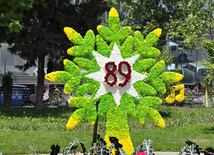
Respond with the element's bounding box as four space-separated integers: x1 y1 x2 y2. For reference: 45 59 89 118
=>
4 42 7 75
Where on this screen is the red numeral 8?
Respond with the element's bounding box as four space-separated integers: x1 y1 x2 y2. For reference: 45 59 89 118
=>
104 62 117 87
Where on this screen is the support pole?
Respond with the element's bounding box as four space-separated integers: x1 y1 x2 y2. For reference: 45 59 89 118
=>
92 101 99 146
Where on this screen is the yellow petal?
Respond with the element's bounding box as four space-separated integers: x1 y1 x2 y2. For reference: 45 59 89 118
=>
109 7 119 17
45 71 59 82
64 89 69 94
160 60 165 64
153 28 162 37
63 59 69 66
157 118 165 128
139 121 145 125
174 73 183 82
97 25 102 31
67 48 73 56
64 27 75 39
66 117 79 130
134 31 141 35
90 121 95 125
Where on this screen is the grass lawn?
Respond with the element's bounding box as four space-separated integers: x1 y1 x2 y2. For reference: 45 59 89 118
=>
0 106 214 154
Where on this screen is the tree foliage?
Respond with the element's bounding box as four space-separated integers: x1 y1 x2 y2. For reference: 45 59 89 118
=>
0 0 40 32
168 0 214 52
2 0 109 109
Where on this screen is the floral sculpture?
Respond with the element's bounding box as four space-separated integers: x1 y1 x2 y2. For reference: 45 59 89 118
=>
166 84 185 104
45 7 184 155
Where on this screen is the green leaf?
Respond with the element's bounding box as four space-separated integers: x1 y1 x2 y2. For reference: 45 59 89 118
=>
134 81 157 96
75 81 99 96
133 58 156 72
68 97 92 108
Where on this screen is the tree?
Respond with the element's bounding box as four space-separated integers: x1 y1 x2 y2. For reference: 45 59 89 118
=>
4 0 109 110
0 0 39 32
2 71 13 107
202 74 213 107
168 0 214 53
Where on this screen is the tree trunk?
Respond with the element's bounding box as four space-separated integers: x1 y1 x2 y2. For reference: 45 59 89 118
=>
2 72 13 107
36 52 45 110
92 101 99 146
3 88 10 107
204 87 211 107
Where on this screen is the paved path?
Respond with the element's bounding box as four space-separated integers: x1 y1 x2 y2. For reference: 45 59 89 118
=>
38 153 205 155
154 152 204 155
154 152 180 155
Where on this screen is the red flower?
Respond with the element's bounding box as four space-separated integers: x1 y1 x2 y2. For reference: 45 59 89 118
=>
135 151 147 155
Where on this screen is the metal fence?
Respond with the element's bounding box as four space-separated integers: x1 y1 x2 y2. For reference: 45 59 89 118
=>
0 86 72 107
192 89 204 104
0 86 209 107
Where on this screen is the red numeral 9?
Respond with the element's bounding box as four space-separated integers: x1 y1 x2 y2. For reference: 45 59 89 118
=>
118 61 131 87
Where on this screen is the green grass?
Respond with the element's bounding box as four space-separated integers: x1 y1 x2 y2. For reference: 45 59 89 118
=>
0 106 214 154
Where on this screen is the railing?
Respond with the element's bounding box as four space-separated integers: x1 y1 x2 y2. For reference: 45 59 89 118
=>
0 86 72 107
0 86 211 107
192 89 204 104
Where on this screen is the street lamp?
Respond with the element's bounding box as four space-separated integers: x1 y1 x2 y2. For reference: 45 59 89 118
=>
4 42 7 75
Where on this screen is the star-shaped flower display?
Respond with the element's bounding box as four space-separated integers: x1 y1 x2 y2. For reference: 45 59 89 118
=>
45 7 185 155
85 43 147 106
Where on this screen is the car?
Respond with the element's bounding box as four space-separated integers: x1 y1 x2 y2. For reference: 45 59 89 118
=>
166 63 207 85
182 63 207 79
0 85 28 106
167 41 194 63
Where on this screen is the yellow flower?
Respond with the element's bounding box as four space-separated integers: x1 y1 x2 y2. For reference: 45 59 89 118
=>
109 7 119 17
97 25 102 31
64 89 69 94
174 73 183 82
90 121 95 125
139 121 144 125
66 117 79 130
67 48 73 55
157 118 165 128
45 71 59 82
134 31 141 35
153 28 162 37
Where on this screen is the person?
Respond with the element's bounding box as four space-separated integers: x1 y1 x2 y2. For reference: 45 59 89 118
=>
29 84 49 104
49 85 60 105
47 59 53 73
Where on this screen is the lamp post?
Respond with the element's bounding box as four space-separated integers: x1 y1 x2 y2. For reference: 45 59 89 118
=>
4 42 7 75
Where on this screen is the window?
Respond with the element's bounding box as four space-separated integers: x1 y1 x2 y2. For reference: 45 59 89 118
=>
170 46 177 52
198 69 207 77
